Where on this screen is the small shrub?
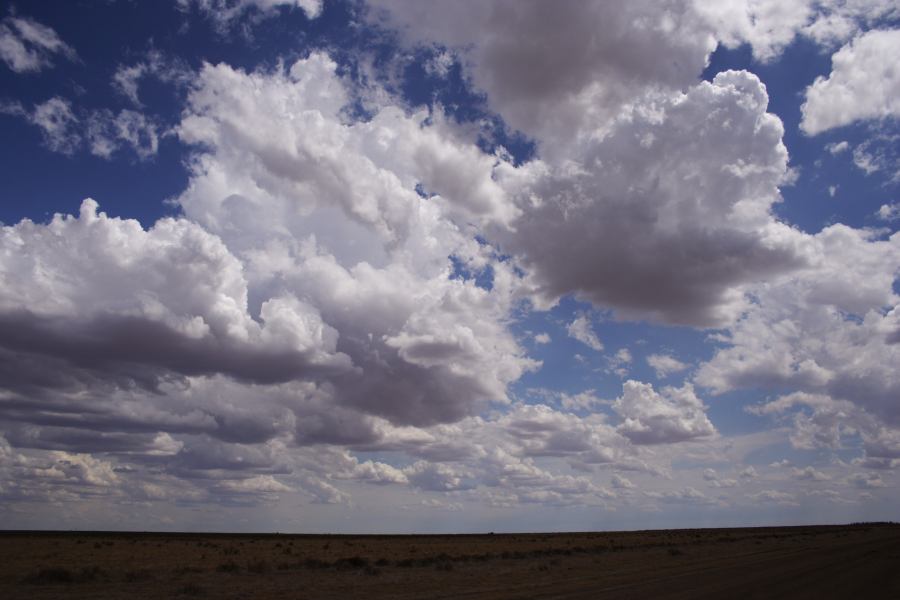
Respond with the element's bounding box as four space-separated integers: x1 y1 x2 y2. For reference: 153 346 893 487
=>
24 567 74 584
246 560 268 574
179 582 205 596
78 566 105 581
216 561 240 573
124 569 155 582
335 556 368 570
668 547 684 556
303 558 330 570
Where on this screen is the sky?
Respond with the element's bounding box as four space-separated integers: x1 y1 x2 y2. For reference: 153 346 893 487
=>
0 0 898 534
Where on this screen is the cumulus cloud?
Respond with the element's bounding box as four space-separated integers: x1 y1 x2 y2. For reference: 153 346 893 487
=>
751 489 797 505
613 381 716 444
847 472 885 489
498 71 804 326
693 0 814 62
801 29 900 135
876 203 900 221
611 474 635 489
173 53 537 426
646 354 690 378
0 15 76 73
792 466 831 481
695 0 900 62
368 0 716 154
2 2 898 522
697 225 900 431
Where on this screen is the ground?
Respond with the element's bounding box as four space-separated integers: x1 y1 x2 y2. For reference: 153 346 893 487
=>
1 524 898 599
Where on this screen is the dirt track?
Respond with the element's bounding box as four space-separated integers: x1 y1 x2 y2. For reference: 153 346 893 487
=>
1 524 898 599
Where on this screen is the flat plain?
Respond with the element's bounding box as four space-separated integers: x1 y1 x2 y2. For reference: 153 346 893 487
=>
1 523 898 599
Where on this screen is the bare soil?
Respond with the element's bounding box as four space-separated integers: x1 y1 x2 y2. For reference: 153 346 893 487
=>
1 523 898 599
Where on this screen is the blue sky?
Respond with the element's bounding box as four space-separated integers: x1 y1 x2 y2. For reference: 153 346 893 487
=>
0 0 898 533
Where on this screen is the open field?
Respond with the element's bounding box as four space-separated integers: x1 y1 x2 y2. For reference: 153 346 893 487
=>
1 524 898 599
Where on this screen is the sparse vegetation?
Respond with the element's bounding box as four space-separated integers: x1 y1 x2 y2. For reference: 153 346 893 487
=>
2 525 898 598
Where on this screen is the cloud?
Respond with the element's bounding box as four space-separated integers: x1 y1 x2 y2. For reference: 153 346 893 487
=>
0 200 354 398
86 109 160 160
613 380 716 444
877 203 900 221
28 97 81 154
646 354 690 378
218 474 292 494
695 0 900 62
792 466 831 481
847 472 885 489
826 141 850 155
801 29 900 135
404 461 471 492
368 0 716 154
644 486 711 505
498 71 805 326
112 49 192 107
566 315 603 351
4 97 163 159
693 0 813 62
3 4 899 521
0 15 76 73
177 0 323 32
751 489 797 505
173 54 537 426
611 474 635 489
697 225 900 429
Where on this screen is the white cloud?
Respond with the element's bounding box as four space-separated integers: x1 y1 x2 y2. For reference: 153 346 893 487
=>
792 466 831 481
498 71 804 327
847 472 885 488
826 141 849 155
751 489 797 505
6 97 162 159
112 49 192 107
801 29 900 135
3 3 899 522
695 0 900 62
29 97 80 154
877 203 900 221
178 0 322 32
740 466 758 479
566 315 603 351
0 15 76 73
218 474 292 494
613 380 716 444
644 486 711 505
368 0 716 155
697 225 900 433
694 0 813 62
646 354 690 378
86 109 160 160
611 474 635 489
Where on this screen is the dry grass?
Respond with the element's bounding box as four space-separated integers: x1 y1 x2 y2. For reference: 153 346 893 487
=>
0 524 898 599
